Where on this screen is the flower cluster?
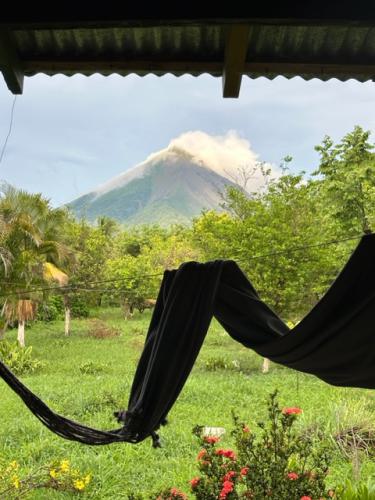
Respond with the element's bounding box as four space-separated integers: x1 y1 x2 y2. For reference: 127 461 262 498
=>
155 487 187 499
48 458 91 492
143 392 339 499
0 457 92 498
185 391 334 499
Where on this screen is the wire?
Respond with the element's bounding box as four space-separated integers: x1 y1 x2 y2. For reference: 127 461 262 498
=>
0 95 17 165
0 232 366 298
235 233 364 264
0 273 164 287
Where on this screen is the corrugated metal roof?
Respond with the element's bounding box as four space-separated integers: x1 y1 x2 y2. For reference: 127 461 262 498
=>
1 19 375 95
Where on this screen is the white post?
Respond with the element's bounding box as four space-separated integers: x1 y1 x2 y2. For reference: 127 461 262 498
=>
65 306 71 336
262 357 270 373
18 320 25 347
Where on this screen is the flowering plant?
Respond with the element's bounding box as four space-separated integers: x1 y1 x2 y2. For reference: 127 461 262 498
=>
0 457 91 498
187 390 333 499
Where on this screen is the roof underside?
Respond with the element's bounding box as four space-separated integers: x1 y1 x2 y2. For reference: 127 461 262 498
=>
1 13 375 97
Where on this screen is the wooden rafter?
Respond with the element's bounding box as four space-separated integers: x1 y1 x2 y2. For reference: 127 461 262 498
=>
222 24 250 98
0 29 24 94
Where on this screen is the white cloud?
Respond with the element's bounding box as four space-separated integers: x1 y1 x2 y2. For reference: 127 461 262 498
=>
167 130 280 191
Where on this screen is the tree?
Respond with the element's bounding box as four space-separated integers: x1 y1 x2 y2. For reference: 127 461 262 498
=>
0 186 74 345
314 126 375 234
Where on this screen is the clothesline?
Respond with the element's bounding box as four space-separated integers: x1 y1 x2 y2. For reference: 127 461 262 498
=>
0 232 366 298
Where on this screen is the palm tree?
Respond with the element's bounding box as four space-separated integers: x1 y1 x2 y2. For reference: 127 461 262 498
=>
0 185 75 345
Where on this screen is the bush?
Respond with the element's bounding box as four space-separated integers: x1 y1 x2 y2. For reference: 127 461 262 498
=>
140 391 335 499
36 295 64 322
0 340 44 375
0 457 92 498
70 295 89 318
187 391 332 499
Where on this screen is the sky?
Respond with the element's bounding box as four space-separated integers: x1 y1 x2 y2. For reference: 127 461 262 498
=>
0 73 374 206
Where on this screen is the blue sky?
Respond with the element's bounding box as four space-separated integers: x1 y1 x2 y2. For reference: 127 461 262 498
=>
0 73 374 206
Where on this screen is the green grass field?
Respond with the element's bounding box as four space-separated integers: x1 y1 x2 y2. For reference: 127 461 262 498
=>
1 308 375 498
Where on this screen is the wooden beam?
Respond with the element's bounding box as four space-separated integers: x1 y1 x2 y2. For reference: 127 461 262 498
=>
0 29 24 94
222 24 250 98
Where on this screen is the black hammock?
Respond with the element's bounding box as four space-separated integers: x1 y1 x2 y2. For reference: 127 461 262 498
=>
1 233 375 446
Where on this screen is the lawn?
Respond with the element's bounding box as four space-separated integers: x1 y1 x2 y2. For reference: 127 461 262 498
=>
0 307 374 498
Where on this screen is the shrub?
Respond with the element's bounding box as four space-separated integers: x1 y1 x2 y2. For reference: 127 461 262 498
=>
0 340 44 375
140 391 335 499
187 391 332 499
70 295 89 318
0 457 92 498
36 295 64 322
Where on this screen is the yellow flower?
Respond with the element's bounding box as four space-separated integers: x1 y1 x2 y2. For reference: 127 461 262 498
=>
11 475 20 489
49 468 58 479
84 473 92 485
60 459 70 472
9 461 18 470
73 479 85 491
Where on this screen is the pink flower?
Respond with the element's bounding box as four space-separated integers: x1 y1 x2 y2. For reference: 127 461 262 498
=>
197 449 207 461
241 467 249 476
282 407 302 415
204 435 220 444
243 425 250 433
287 472 299 480
189 477 200 489
300 497 312 500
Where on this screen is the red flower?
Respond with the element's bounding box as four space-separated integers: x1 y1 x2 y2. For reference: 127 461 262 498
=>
204 435 220 444
223 471 236 482
189 477 200 489
197 449 207 461
219 480 234 498
241 467 249 476
243 425 250 433
282 407 302 415
287 472 299 480
300 497 312 500
215 448 237 460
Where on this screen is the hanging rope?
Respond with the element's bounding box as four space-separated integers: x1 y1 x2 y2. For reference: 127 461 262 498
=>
0 95 17 165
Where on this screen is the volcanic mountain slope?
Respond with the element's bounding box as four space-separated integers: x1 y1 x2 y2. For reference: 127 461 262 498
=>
67 145 240 225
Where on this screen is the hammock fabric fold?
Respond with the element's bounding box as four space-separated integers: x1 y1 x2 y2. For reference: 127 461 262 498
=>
0 233 374 446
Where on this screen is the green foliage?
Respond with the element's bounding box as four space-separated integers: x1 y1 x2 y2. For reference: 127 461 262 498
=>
70 294 89 318
0 457 92 498
335 479 375 499
0 340 43 375
78 361 107 375
182 391 332 499
314 126 375 233
36 295 64 322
